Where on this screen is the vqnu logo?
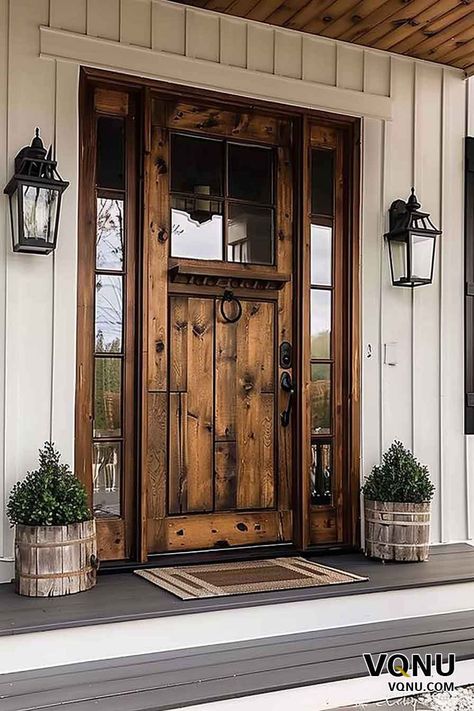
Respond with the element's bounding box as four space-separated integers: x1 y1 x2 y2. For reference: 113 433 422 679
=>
363 653 456 694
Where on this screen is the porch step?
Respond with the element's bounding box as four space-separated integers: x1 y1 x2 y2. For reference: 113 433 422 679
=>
1 610 474 711
0 545 474 675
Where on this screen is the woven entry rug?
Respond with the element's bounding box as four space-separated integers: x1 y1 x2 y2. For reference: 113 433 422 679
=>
134 556 368 600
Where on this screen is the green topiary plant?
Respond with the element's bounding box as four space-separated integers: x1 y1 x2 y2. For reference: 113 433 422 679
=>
361 440 435 504
7 442 92 526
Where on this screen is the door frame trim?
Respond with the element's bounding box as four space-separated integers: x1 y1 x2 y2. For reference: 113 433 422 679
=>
76 67 361 564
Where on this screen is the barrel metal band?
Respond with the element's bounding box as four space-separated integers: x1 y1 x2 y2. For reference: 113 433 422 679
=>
16 536 96 548
18 567 95 579
365 518 430 526
365 509 430 517
365 539 428 548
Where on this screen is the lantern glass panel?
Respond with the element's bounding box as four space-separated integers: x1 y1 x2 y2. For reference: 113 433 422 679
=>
410 232 435 281
388 237 407 284
8 190 19 249
21 184 59 243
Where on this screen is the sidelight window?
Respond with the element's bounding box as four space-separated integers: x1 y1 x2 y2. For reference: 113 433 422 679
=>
92 116 127 519
310 148 335 506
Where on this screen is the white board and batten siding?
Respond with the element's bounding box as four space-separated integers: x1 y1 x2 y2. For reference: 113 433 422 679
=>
0 0 470 579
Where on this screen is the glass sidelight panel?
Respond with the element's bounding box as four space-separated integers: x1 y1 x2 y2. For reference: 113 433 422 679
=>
310 363 331 435
94 357 122 438
227 204 273 265
311 290 331 359
93 441 121 518
311 224 332 286
311 149 334 216
97 117 124 190
96 198 124 271
95 275 123 353
310 442 332 505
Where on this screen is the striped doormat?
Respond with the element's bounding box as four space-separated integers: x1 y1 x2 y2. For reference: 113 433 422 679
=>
134 557 367 600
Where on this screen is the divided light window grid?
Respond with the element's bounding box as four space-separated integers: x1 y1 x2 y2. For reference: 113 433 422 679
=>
92 116 126 519
310 147 335 507
170 133 275 265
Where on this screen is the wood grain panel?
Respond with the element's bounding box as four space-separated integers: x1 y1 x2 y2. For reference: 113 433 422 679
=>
236 301 275 510
169 296 188 392
148 107 169 392
310 507 338 544
166 101 290 146
317 0 388 39
163 510 292 550
168 297 215 514
215 310 237 443
276 138 294 519
146 393 167 552
215 441 238 510
96 518 126 561
169 392 188 514
375 0 462 52
186 298 215 511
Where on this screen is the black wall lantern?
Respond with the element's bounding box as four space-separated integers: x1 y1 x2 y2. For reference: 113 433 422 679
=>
3 129 69 254
385 188 441 287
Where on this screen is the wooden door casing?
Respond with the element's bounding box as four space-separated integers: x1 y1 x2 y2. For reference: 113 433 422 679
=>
143 95 294 555
76 69 361 563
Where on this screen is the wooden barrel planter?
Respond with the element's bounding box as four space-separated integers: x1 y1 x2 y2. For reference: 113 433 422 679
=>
364 500 431 562
15 520 98 597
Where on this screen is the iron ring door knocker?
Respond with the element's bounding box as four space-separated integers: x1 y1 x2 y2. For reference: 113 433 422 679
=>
220 290 242 324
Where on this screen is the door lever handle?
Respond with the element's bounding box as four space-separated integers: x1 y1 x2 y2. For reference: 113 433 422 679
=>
280 372 294 427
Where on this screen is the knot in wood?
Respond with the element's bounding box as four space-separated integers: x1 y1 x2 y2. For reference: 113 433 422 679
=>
155 157 167 175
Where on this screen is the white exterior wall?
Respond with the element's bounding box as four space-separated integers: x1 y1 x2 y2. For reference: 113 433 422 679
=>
0 0 469 579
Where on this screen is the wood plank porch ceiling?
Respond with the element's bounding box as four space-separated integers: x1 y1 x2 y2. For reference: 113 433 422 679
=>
179 0 474 74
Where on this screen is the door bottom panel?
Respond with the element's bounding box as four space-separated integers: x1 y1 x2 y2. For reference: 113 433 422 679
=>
148 510 292 553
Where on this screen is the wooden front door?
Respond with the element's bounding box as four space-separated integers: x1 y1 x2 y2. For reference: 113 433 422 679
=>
76 72 360 562
144 97 295 554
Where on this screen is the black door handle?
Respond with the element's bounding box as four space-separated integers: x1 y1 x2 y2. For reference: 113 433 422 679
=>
280 372 294 427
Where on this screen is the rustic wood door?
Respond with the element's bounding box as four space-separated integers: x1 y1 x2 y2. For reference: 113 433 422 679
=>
143 96 295 554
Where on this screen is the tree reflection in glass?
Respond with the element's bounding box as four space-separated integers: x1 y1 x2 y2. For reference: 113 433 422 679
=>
96 198 124 271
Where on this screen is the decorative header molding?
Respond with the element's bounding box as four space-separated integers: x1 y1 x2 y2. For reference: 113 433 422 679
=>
42 0 394 120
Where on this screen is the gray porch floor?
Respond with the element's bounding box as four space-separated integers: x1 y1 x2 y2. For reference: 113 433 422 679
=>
1 609 474 710
0 543 473 637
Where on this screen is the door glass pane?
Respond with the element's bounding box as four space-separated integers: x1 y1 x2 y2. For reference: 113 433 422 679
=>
171 134 223 196
311 148 334 216
311 442 332 505
228 143 273 203
227 204 273 265
311 363 331 434
311 224 332 286
22 186 58 241
96 198 124 271
97 117 124 190
93 442 121 518
95 275 123 353
311 290 331 359
171 200 223 260
94 358 122 437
